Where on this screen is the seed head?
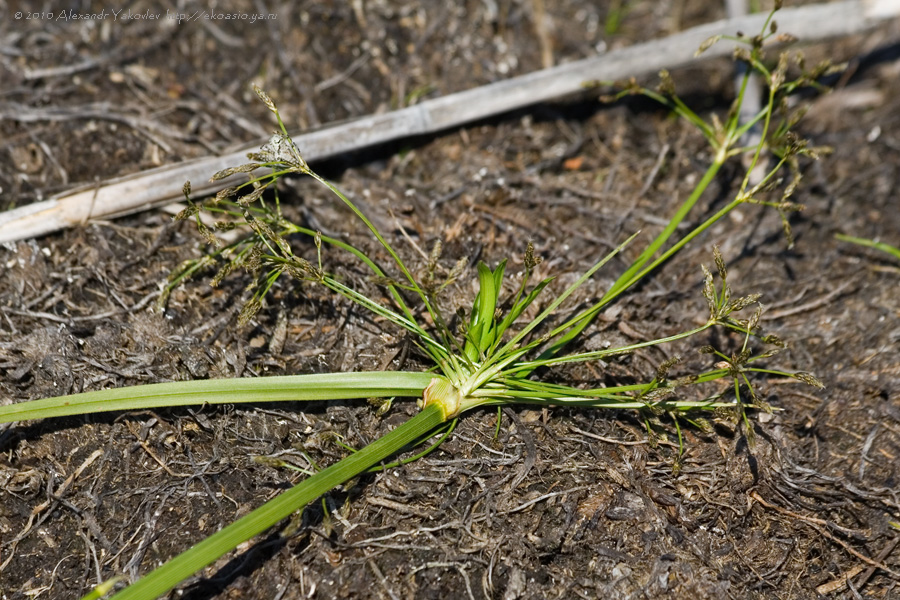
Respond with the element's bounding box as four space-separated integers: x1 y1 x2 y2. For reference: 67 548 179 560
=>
253 85 277 113
794 372 824 389
238 298 262 326
695 35 722 57
657 69 676 96
524 240 542 270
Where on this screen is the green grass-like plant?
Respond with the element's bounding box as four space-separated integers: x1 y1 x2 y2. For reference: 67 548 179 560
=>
835 233 900 263
1 11 828 600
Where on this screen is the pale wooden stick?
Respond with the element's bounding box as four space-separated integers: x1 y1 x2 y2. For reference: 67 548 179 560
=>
1 0 896 244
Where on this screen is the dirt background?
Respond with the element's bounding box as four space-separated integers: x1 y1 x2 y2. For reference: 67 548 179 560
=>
1 1 899 599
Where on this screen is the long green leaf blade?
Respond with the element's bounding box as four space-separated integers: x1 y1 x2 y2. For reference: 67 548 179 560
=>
835 233 900 261
485 231 639 374
490 276 554 352
109 402 446 600
0 372 435 424
465 261 500 361
539 159 725 362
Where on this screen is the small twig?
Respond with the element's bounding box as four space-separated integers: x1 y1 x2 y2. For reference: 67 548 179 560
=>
201 19 245 48
0 449 103 571
749 490 870 539
389 207 431 263
858 424 879 479
569 424 651 446
0 102 182 152
761 280 855 320
503 408 537 493
367 557 401 600
751 491 900 579
498 485 590 515
32 136 68 185
808 523 900 580
315 52 371 93
366 496 432 519
3 307 121 323
816 565 867 595
854 536 900 591
409 562 476 600
846 575 865 600
638 143 671 197
531 0 554 69
20 26 177 81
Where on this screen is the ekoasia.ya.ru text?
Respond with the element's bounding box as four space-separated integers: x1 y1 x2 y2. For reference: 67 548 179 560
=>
168 10 277 23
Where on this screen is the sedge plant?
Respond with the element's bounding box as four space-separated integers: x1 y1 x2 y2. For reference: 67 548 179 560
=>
1 13 828 600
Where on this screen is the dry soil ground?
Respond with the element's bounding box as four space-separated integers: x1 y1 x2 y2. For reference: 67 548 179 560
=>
1 1 899 599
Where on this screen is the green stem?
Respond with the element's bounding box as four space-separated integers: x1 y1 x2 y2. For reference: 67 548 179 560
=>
606 197 742 304
0 372 435 424
306 171 433 316
536 159 726 363
613 158 725 297
284 225 422 330
835 234 900 261
508 323 713 373
476 396 732 410
109 402 446 600
471 233 638 386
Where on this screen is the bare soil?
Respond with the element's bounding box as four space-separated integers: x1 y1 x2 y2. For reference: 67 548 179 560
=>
1 2 899 599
